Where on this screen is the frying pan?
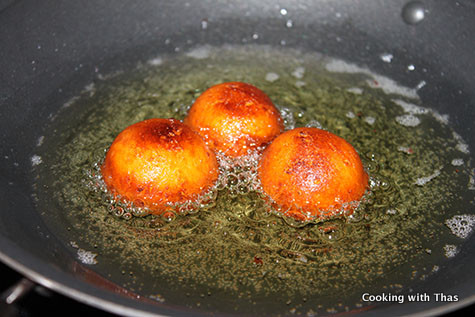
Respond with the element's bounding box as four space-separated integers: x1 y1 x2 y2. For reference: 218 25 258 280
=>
1 0 474 315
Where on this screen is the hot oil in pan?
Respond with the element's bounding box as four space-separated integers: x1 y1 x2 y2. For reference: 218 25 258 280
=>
33 45 474 315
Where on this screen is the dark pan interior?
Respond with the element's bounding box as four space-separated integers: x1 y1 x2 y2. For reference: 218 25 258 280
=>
1 0 474 315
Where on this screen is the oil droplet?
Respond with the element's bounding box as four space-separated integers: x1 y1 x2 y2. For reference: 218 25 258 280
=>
402 1 426 25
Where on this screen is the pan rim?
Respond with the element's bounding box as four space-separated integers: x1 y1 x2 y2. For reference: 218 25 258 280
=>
0 244 169 317
1 241 475 316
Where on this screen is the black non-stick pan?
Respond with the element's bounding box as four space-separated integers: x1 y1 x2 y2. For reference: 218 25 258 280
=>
1 0 474 316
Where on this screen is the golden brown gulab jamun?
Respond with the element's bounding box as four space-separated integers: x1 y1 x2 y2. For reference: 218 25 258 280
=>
257 127 369 221
184 82 284 157
101 118 219 214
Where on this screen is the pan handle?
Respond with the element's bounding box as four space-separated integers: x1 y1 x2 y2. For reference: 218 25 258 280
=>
1 278 35 308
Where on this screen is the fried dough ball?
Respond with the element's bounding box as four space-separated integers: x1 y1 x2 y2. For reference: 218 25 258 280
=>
101 118 219 214
258 127 369 221
184 82 284 157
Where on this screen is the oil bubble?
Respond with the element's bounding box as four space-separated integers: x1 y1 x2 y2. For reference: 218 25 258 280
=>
237 184 250 195
364 116 376 125
346 88 363 95
265 72 279 82
305 119 323 129
227 174 239 187
395 114 420 127
444 244 458 258
123 212 132 220
77 248 98 265
445 214 475 239
162 211 176 222
317 222 345 241
278 106 296 130
451 158 464 166
131 207 149 217
346 211 365 223
414 168 441 186
31 155 42 166
291 67 305 79
215 152 261 196
114 206 125 217
416 80 426 90
380 53 393 63
386 209 398 215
